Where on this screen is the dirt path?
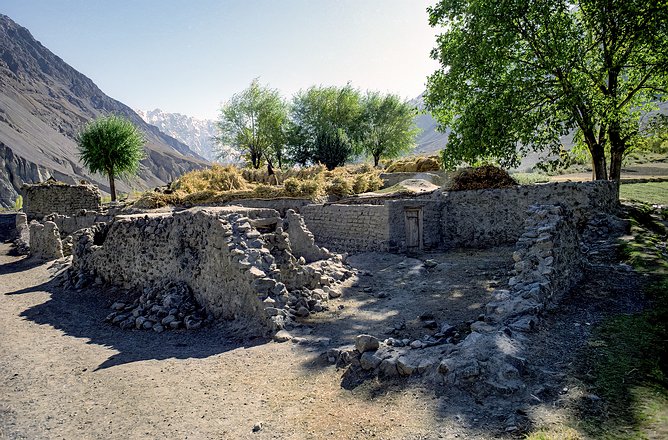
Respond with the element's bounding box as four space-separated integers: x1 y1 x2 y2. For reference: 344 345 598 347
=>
1 217 654 440
0 233 522 440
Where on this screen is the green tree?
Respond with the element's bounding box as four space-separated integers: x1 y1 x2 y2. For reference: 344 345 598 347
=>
425 0 668 181
215 79 288 170
288 85 363 169
360 92 420 167
77 115 145 202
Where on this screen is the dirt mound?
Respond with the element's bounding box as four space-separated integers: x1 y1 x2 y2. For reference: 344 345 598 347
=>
447 165 518 191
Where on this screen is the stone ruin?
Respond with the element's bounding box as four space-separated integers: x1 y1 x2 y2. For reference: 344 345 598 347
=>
68 207 352 336
12 179 627 395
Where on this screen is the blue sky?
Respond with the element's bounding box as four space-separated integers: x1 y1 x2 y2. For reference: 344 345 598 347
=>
2 0 439 119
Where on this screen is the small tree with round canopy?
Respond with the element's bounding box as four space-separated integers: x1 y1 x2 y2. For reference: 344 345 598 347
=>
77 114 146 201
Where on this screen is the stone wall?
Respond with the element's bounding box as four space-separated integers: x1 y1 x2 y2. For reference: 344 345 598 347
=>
71 206 352 336
438 204 584 393
29 220 63 260
44 210 114 236
221 198 313 215
302 204 390 253
439 181 619 249
22 183 102 220
485 205 583 328
386 200 443 252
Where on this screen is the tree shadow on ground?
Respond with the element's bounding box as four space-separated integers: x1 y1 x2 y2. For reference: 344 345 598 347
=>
7 268 265 371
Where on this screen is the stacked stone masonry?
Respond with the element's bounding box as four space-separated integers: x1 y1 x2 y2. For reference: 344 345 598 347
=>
439 181 618 249
71 206 352 336
302 204 391 252
328 203 589 396
304 181 618 253
22 183 102 220
29 220 64 260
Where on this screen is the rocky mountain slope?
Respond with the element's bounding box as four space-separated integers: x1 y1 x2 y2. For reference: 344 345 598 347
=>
136 109 238 163
0 14 208 207
410 93 450 156
137 109 215 161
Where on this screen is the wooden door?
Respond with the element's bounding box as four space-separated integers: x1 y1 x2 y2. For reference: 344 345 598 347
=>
405 208 423 252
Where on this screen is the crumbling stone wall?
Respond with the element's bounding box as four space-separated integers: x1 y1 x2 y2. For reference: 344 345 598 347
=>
302 204 390 252
439 181 618 249
438 204 584 393
71 206 351 336
22 183 102 220
45 210 115 236
328 204 587 396
29 220 63 260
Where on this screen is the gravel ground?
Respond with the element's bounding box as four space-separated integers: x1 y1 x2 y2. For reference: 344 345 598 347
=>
0 216 647 439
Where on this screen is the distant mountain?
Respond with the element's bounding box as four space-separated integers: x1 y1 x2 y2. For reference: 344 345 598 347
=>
0 14 208 206
410 93 450 156
137 109 211 161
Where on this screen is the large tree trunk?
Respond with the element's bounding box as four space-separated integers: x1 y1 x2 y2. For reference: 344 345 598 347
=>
373 154 380 167
589 144 608 181
608 122 625 182
108 170 116 202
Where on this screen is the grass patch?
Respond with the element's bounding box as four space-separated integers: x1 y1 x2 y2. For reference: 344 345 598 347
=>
620 182 668 206
574 206 668 439
524 427 583 440
512 172 551 185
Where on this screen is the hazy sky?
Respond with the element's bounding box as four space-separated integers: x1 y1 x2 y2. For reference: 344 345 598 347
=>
2 0 440 120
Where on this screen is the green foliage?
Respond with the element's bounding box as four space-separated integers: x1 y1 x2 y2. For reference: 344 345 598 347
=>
359 92 420 166
312 128 354 170
12 195 23 210
620 182 668 206
77 114 145 201
425 0 668 181
287 85 363 169
215 79 289 169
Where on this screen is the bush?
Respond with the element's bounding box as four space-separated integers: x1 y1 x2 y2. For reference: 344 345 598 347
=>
12 195 23 211
447 165 518 191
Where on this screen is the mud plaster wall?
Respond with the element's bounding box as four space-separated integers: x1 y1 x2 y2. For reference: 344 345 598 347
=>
22 183 102 220
302 204 390 252
439 181 619 249
72 207 286 334
385 200 443 252
47 211 115 236
29 220 63 260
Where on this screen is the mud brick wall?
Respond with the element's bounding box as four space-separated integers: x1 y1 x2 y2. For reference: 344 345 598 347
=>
439 181 619 249
302 204 391 252
22 183 102 220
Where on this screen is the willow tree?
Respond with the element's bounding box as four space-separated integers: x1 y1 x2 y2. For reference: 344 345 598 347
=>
360 92 420 167
425 0 668 180
287 84 363 169
215 79 288 169
77 115 145 201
